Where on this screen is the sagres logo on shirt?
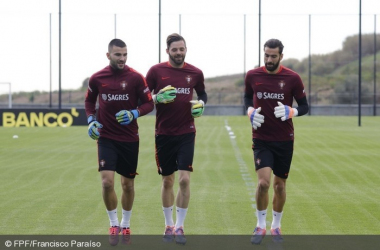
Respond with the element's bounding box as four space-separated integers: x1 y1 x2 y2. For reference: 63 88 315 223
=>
102 93 129 101
176 88 190 94
257 92 284 100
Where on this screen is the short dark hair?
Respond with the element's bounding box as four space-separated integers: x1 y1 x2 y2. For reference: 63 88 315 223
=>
264 39 284 54
166 33 186 49
108 39 126 52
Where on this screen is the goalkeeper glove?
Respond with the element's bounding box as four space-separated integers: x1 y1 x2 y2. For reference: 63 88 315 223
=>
153 85 177 104
274 101 298 121
87 115 103 140
190 100 205 118
115 109 139 125
247 107 264 130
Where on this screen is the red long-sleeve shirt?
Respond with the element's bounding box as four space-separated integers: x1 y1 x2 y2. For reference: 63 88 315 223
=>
244 65 306 141
146 62 206 135
85 65 154 142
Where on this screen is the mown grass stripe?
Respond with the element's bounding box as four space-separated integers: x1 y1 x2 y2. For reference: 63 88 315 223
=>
1 116 379 235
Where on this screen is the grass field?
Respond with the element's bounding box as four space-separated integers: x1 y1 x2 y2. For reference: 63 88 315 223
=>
1 116 380 235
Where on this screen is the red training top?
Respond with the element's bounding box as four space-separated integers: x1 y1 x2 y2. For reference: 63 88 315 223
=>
85 65 154 142
146 62 205 136
244 65 306 141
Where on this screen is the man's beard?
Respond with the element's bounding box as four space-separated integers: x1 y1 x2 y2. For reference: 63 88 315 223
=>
111 60 125 70
265 61 280 72
169 54 185 66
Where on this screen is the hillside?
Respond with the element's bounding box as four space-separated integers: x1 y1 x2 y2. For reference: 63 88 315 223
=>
0 74 246 106
1 33 379 106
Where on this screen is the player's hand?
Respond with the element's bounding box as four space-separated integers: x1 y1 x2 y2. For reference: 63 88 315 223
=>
247 107 264 130
190 100 205 118
88 121 103 140
115 110 139 125
274 101 298 121
154 85 177 104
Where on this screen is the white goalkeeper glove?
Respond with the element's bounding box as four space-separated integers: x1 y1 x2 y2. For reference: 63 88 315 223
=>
247 107 264 130
115 109 139 125
274 101 298 121
190 100 205 118
87 115 103 140
153 85 177 104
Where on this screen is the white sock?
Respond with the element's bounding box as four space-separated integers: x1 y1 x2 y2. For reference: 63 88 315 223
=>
271 210 283 229
175 207 188 229
120 209 132 228
163 206 174 227
256 209 267 229
107 209 119 227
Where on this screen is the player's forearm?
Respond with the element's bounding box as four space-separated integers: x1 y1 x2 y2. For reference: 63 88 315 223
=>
197 91 208 104
244 93 254 110
84 100 97 118
136 100 154 117
294 96 309 117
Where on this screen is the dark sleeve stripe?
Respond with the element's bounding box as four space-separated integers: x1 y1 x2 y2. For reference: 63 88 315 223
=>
197 91 208 104
295 96 309 116
244 93 253 110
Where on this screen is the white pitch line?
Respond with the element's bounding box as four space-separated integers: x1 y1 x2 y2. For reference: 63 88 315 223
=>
224 120 272 229
224 120 256 212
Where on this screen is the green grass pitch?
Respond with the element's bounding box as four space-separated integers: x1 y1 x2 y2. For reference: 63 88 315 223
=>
1 116 379 235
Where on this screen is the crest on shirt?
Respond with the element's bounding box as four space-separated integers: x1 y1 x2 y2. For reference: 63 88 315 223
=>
101 94 107 101
120 81 128 90
185 75 192 84
278 81 285 89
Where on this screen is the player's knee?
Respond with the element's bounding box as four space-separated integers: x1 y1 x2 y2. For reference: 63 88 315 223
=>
121 181 134 193
178 176 190 189
257 179 270 193
162 177 174 190
102 178 114 191
273 182 286 194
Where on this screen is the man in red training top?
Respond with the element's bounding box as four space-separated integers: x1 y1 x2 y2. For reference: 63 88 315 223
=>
244 38 309 244
146 33 207 245
85 38 154 246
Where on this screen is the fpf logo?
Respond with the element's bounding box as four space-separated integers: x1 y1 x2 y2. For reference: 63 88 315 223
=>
278 81 285 89
256 158 261 166
100 160 106 168
120 81 128 90
185 75 192 84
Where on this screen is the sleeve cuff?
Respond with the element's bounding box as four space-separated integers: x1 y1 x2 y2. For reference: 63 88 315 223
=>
87 115 96 124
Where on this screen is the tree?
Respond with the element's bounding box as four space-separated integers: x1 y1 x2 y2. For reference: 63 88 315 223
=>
81 77 90 90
